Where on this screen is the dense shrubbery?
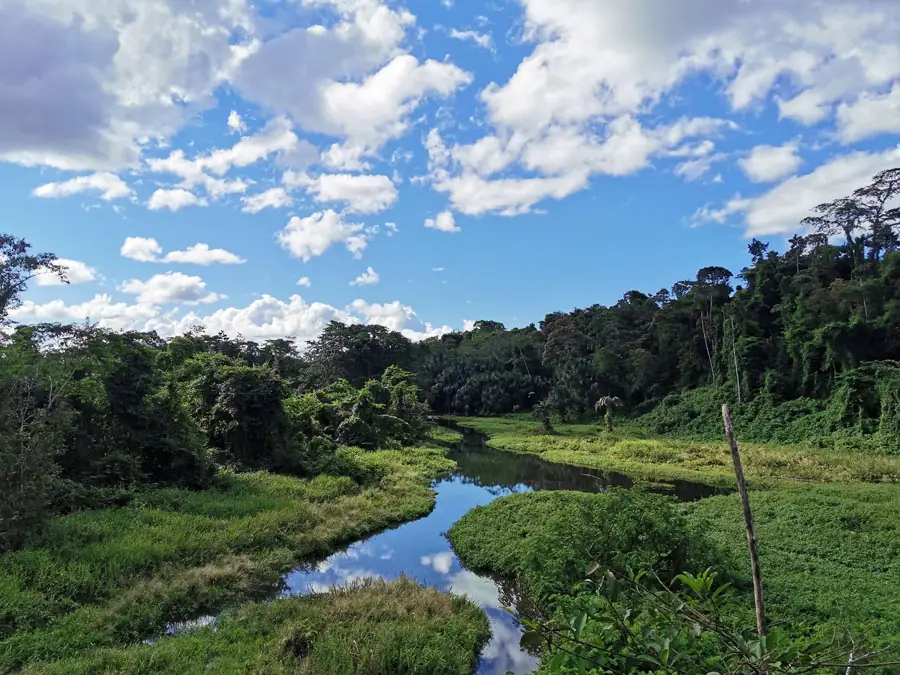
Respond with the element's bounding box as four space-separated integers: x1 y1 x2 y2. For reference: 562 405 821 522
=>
0 295 431 552
419 169 900 446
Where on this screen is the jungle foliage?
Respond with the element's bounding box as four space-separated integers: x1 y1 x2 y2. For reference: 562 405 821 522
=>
417 169 900 451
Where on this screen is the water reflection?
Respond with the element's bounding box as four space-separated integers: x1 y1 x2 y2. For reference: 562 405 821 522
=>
284 476 540 674
281 433 722 674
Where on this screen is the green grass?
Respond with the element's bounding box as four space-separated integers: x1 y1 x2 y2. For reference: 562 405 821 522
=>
0 444 455 670
450 416 900 486
21 577 491 674
686 483 900 646
448 489 714 599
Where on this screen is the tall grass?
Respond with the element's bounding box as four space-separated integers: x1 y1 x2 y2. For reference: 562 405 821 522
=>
0 445 454 670
452 416 900 486
22 577 491 674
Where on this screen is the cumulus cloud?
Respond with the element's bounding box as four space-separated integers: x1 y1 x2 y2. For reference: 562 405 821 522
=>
424 210 460 232
303 174 398 213
694 145 900 236
419 0 900 214
11 293 451 345
425 117 735 215
121 237 244 265
36 258 98 286
0 0 253 171
235 7 472 164
32 173 134 201
147 118 300 201
120 272 225 305
242 187 293 213
738 143 803 183
449 29 492 50
121 237 163 263
350 267 380 286
349 299 453 341
227 110 247 134
277 210 368 261
147 188 205 211
836 84 900 144
297 276 311 287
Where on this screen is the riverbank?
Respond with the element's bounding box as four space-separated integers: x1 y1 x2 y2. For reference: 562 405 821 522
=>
22 577 490 674
447 418 900 664
0 438 460 671
449 416 900 486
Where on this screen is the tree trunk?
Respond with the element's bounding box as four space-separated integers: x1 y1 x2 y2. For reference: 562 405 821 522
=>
721 405 767 640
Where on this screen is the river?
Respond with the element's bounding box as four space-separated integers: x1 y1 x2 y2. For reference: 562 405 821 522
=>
277 429 720 674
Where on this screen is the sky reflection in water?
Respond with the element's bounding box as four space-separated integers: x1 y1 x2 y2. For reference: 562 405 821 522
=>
282 435 721 674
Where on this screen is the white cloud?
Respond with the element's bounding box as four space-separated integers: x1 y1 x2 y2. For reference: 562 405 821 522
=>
424 210 460 232
350 299 452 341
738 143 803 183
147 118 299 200
36 258 98 286
305 174 398 213
242 187 293 213
147 188 205 211
121 237 244 265
385 222 398 236
11 293 450 345
33 172 134 201
694 145 900 236
236 12 472 163
297 276 311 287
432 267 444 272
449 29 492 50
277 210 368 261
0 0 253 171
425 117 734 215
227 110 247 134
350 267 380 286
675 153 727 182
121 237 164 263
420 552 454 574
836 84 900 143
121 272 225 305
163 244 245 266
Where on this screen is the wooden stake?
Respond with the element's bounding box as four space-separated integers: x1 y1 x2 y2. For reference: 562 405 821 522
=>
722 404 767 639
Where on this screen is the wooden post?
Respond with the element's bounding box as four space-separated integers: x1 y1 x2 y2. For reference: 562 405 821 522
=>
722 404 767 639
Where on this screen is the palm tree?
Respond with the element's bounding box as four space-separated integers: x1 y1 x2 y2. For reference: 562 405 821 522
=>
595 395 622 432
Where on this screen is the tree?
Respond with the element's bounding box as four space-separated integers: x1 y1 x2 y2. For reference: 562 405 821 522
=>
304 322 414 388
595 395 622 432
0 235 67 322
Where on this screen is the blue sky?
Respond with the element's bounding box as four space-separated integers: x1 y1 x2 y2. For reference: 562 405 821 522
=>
4 0 900 344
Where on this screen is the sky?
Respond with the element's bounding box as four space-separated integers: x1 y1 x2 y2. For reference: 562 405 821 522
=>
4 0 900 346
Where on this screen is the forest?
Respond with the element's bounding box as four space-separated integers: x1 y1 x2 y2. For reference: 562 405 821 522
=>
1 168 899 674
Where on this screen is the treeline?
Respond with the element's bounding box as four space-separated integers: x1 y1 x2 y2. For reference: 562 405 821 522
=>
0 243 430 551
2 168 898 547
419 168 900 446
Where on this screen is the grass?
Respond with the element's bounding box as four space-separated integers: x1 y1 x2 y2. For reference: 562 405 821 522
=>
450 416 900 486
686 483 900 646
0 443 455 671
21 577 491 674
448 489 712 599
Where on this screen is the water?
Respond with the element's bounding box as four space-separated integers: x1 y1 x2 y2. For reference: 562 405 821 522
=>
279 432 720 674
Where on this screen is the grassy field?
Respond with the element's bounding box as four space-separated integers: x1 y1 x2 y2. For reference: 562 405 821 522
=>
0 438 458 671
448 416 900 657
450 416 900 486
21 577 491 674
687 483 900 645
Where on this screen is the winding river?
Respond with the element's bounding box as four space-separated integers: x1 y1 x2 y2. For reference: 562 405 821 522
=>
277 430 720 674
